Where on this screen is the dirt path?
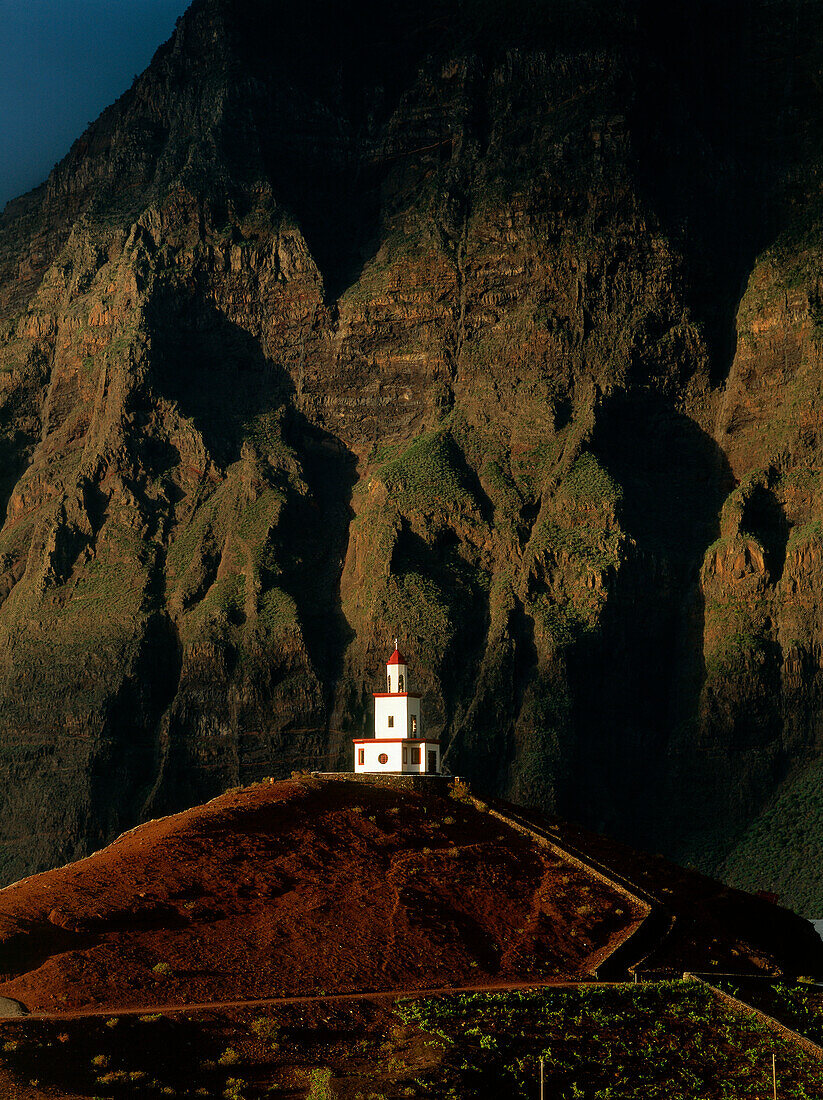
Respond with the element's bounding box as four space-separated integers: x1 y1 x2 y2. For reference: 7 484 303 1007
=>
20 977 625 1022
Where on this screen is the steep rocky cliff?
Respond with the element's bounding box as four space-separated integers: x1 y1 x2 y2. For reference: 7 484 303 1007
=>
1 0 823 910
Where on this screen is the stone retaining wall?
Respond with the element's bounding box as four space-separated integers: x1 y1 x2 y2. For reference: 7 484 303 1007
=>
481 804 662 979
686 975 823 1062
315 772 452 794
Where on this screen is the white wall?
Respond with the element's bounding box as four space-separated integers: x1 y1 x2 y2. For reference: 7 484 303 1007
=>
353 739 440 774
354 741 403 773
403 741 439 774
373 695 424 738
374 695 410 737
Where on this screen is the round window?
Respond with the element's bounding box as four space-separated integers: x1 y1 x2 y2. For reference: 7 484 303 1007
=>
378 753 389 764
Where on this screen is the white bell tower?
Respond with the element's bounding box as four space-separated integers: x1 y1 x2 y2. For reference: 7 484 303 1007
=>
353 641 441 775
386 644 407 695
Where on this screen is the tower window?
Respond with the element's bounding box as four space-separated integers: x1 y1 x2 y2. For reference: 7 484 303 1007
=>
410 747 420 764
387 674 391 692
398 674 405 692
411 715 417 735
388 716 394 728
378 753 389 764
358 749 365 766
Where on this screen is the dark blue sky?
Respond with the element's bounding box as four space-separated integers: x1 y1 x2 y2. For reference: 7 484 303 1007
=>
0 0 190 211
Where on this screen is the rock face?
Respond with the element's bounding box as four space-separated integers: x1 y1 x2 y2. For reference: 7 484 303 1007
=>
1 0 823 908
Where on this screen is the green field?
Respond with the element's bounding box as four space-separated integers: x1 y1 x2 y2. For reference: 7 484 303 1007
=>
394 982 823 1100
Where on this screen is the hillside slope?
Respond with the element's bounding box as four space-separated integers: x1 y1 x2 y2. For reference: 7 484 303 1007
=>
0 777 818 1017
2 0 823 906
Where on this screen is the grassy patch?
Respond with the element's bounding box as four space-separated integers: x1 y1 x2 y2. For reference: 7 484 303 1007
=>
529 513 621 574
702 583 771 679
786 518 823 548
166 490 221 586
235 488 285 548
721 753 823 917
347 429 489 661
377 428 475 515
531 595 598 649
256 586 299 639
561 452 622 506
181 573 245 642
377 571 455 671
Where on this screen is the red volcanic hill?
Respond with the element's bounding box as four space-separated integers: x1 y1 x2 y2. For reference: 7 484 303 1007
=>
0 776 817 1016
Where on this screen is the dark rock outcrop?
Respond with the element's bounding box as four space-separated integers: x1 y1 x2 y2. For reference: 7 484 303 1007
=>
1 0 823 911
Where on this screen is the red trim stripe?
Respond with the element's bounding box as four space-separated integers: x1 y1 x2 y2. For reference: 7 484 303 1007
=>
352 738 440 745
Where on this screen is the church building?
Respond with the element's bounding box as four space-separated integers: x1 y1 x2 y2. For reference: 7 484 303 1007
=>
353 644 441 774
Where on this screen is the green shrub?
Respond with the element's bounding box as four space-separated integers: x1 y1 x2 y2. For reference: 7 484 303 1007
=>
251 1015 281 1047
307 1066 335 1100
449 778 471 801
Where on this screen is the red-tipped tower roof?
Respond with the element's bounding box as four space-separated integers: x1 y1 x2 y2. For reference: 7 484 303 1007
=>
387 647 406 665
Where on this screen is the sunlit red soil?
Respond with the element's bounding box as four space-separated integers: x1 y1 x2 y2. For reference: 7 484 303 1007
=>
0 778 639 1014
